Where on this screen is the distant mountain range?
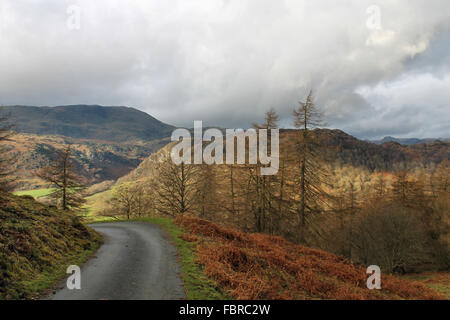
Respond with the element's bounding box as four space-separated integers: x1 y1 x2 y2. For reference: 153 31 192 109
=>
2 105 448 190
2 105 175 142
370 136 450 145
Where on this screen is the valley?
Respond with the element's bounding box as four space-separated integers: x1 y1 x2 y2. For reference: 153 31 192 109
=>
1 104 448 300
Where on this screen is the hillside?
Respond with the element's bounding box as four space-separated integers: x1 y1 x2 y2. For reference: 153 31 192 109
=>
4 133 170 190
113 129 450 185
88 128 448 275
0 192 101 299
371 136 450 145
176 215 444 299
3 105 175 142
87 129 449 217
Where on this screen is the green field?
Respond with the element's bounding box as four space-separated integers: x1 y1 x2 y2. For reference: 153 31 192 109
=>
13 188 55 199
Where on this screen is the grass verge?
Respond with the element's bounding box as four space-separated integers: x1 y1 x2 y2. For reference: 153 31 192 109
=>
0 193 102 300
25 233 101 299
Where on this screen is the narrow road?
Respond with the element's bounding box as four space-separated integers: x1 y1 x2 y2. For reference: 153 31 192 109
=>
48 222 185 300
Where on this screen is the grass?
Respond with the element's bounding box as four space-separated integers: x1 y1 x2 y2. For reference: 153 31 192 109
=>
21 236 101 298
0 192 102 300
402 273 450 299
90 216 228 300
13 188 55 199
84 189 113 216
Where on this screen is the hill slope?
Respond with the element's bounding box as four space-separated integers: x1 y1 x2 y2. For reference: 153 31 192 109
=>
4 133 170 190
0 192 101 299
114 129 450 185
371 136 449 145
3 105 175 142
176 216 444 299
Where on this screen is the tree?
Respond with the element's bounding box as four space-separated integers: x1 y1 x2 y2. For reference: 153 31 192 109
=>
195 164 217 218
111 184 137 219
37 145 86 211
155 154 197 216
392 170 429 209
351 203 428 273
252 107 280 130
0 109 14 192
292 91 331 242
249 108 280 233
373 173 387 199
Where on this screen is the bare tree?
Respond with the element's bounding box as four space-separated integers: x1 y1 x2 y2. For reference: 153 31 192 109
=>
249 108 280 233
195 164 217 218
155 155 197 216
351 203 428 273
111 184 137 219
292 91 332 242
37 145 86 211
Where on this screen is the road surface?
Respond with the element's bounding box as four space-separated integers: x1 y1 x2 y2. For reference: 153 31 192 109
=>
48 222 185 300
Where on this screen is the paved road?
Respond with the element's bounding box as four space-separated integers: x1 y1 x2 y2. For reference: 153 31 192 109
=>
48 222 185 300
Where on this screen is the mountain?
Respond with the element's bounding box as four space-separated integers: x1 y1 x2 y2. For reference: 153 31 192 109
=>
86 128 449 215
1 105 176 190
112 129 450 185
313 129 449 171
4 133 170 190
2 105 175 142
371 136 449 145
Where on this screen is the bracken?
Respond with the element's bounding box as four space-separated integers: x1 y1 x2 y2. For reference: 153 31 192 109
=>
176 215 445 300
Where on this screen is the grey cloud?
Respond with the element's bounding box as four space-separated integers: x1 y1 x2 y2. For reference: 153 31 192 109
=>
0 0 449 139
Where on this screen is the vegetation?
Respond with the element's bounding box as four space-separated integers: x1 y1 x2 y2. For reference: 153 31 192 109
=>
99 92 449 278
4 98 446 300
0 192 101 299
3 133 169 190
13 188 56 199
37 145 86 211
175 215 445 300
0 109 14 191
402 272 450 299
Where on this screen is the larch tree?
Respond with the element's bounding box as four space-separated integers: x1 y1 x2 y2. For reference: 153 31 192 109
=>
195 163 217 218
37 145 86 211
292 90 332 242
250 108 280 233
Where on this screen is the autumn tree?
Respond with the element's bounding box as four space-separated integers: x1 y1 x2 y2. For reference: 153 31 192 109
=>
37 145 86 211
195 164 217 218
392 170 429 209
249 108 280 233
292 91 331 242
373 173 388 199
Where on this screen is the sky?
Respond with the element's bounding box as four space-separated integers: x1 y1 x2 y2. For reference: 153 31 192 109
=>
0 0 449 139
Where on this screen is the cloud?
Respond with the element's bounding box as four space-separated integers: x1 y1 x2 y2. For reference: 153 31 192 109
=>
0 0 449 138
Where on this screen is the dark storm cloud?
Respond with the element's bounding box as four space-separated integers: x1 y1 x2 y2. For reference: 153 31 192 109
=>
0 0 449 138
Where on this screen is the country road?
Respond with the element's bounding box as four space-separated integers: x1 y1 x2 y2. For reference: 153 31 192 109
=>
47 222 185 300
